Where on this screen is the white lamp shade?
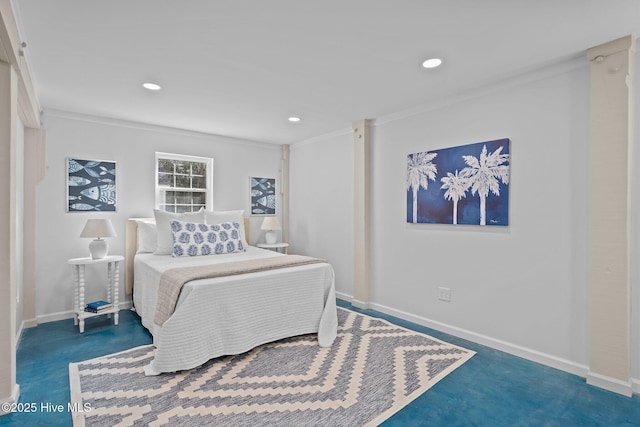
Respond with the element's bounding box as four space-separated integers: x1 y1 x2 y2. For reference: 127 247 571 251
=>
261 217 280 245
80 219 117 238
260 216 281 231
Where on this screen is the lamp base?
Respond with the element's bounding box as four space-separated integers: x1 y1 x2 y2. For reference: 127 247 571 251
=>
265 231 277 244
89 238 109 259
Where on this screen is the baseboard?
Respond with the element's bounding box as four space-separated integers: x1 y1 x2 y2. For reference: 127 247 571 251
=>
337 292 371 310
37 309 76 324
24 318 38 328
335 291 352 302
337 292 589 374
36 300 134 324
350 299 370 310
16 321 24 345
0 384 20 416
340 294 639 396
368 301 589 377
586 371 633 397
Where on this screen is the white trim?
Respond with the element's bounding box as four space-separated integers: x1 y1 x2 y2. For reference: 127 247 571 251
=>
23 318 37 328
586 371 633 397
335 294 594 381
36 301 133 324
15 320 24 346
373 54 587 128
155 152 214 211
335 291 352 302
291 126 352 148
368 301 589 378
42 108 280 150
351 299 370 310
37 310 77 324
0 384 20 416
289 55 587 150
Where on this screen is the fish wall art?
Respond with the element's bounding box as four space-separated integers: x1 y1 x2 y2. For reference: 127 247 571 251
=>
250 177 276 215
67 158 117 212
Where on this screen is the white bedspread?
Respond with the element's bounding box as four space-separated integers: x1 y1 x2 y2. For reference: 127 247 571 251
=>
133 246 337 375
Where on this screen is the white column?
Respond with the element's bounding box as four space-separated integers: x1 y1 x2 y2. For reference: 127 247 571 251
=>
586 35 635 396
0 60 19 414
280 144 290 244
22 128 45 328
352 119 370 309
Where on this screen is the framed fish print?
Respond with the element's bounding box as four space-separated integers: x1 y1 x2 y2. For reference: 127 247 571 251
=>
250 176 276 216
67 158 117 212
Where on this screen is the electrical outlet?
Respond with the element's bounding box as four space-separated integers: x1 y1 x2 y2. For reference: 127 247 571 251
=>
438 287 451 302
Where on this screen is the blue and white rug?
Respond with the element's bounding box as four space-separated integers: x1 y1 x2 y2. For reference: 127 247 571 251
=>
69 308 474 426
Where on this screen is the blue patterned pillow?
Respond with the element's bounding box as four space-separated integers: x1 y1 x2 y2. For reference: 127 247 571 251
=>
170 220 245 257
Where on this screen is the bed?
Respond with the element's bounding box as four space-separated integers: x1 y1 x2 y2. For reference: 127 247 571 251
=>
125 213 338 375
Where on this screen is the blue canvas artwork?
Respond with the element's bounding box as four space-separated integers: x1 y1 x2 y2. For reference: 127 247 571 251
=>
67 158 117 212
250 177 276 215
407 138 510 226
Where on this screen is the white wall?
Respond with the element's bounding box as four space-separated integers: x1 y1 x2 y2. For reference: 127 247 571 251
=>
290 131 353 296
371 60 591 366
35 111 281 321
291 58 606 375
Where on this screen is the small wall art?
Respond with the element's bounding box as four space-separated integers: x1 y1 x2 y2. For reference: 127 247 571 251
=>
407 138 510 226
67 158 117 212
250 177 276 215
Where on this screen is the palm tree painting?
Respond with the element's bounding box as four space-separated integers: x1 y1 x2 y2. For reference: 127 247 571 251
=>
406 138 510 225
406 152 438 223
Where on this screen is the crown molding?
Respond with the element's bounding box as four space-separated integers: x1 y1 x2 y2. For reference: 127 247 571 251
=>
43 108 280 151
375 53 587 128
0 0 40 127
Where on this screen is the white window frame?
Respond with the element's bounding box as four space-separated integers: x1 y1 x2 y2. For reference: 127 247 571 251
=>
155 152 214 212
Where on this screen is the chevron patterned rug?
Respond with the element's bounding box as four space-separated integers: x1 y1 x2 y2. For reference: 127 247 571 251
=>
69 308 474 426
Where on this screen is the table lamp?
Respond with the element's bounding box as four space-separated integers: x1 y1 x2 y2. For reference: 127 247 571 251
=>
80 218 117 259
261 217 281 244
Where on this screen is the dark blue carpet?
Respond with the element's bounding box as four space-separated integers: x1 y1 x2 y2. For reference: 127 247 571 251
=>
1 301 639 426
1 310 152 427
336 301 640 427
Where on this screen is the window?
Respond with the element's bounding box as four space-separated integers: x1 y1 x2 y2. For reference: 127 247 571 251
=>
155 152 213 213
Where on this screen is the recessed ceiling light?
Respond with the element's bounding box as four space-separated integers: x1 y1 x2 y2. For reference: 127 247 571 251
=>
142 82 162 91
288 116 301 122
422 58 442 69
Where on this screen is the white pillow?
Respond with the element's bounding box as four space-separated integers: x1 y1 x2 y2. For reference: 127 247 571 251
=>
170 220 245 257
205 210 248 247
153 209 205 255
136 220 157 253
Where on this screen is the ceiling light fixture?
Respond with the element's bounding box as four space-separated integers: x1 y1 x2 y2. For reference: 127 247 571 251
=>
288 116 301 122
421 58 442 69
142 82 162 91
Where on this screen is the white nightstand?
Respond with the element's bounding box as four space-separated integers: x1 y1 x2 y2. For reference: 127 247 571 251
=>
256 242 290 254
68 255 123 333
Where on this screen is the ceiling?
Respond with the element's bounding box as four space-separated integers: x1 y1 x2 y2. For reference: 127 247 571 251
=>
12 0 640 145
